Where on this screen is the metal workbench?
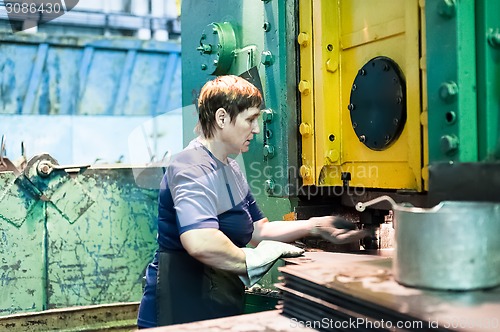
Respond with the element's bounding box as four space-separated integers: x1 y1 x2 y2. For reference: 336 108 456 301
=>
279 251 500 331
145 251 500 332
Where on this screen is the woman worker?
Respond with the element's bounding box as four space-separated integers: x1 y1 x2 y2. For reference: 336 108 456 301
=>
137 75 368 328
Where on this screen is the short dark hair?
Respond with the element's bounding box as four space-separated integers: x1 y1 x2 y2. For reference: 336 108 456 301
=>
196 75 263 138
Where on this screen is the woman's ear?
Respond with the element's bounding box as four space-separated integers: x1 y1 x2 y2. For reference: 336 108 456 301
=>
215 108 227 128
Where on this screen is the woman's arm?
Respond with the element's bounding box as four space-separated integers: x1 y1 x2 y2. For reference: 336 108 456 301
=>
180 228 247 274
251 216 369 246
251 217 315 245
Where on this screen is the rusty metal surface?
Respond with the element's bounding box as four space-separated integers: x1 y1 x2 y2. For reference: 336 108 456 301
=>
0 302 139 332
139 310 317 332
0 154 160 315
279 253 500 331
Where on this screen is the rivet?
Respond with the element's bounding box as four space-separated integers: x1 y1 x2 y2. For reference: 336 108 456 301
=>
437 0 456 18
299 122 311 137
261 51 274 66
439 81 458 103
262 109 274 123
299 165 312 180
297 33 309 46
265 179 275 194
440 135 459 155
487 28 500 48
263 144 275 159
326 149 340 164
298 81 311 95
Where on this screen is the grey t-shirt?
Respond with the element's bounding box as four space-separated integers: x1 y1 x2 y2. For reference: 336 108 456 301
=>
157 138 264 250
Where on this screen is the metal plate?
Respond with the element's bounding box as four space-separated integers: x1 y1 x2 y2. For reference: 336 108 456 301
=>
349 57 406 151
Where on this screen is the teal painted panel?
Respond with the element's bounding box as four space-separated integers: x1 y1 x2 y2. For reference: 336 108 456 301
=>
426 0 478 162
44 169 158 308
476 0 500 160
0 161 161 316
0 172 46 316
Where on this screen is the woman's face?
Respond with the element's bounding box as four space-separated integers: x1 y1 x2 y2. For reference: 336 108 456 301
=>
222 107 261 154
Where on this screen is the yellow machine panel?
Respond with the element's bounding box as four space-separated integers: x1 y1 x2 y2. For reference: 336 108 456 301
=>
299 0 423 191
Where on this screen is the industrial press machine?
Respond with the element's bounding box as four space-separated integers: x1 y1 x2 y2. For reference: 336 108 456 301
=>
179 0 500 330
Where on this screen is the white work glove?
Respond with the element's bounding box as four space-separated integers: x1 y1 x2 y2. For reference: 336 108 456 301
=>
309 216 370 244
239 240 304 287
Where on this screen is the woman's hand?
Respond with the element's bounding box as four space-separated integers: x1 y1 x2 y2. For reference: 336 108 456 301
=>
309 216 369 244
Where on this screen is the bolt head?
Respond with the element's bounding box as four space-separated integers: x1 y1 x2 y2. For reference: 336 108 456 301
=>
439 81 458 102
261 51 274 66
440 135 459 155
438 0 456 18
265 179 275 193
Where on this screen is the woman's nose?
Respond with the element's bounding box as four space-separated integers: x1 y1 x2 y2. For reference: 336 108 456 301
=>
252 120 260 134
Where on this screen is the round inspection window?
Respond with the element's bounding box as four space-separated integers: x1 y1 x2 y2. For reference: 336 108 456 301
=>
348 57 406 151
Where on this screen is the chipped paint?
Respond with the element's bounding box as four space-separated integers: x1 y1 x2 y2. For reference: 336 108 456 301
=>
0 161 160 316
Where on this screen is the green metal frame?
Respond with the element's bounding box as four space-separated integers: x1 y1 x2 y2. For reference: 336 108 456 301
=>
476 0 500 161
426 0 478 162
426 0 500 163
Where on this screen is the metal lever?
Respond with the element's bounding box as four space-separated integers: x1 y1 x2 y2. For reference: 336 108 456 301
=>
355 195 397 212
37 160 91 177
